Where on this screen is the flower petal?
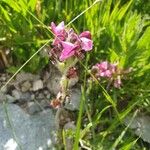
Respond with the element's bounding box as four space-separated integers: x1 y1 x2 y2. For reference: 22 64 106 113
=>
53 35 65 45
96 61 108 71
51 21 65 35
59 41 77 61
104 70 112 77
79 31 91 39
80 37 93 51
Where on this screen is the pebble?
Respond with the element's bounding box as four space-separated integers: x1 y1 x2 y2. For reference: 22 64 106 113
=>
20 92 32 101
31 94 35 100
0 86 7 93
21 81 32 92
32 79 43 91
6 94 16 103
37 93 45 99
0 93 6 102
46 94 51 99
64 88 81 111
1 76 6 82
27 102 42 115
12 89 21 100
16 72 40 83
43 89 49 95
47 75 61 95
40 100 48 108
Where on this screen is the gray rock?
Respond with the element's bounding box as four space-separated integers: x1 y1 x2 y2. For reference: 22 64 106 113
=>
43 90 51 99
0 86 7 93
64 88 81 111
1 75 6 82
64 121 76 130
40 100 49 108
37 93 45 99
27 102 43 115
0 93 6 103
16 72 40 83
31 94 35 100
32 80 43 91
46 94 51 99
46 63 62 95
6 95 16 103
124 115 150 143
47 75 61 95
21 81 32 92
12 89 21 100
27 100 48 115
0 104 56 150
20 92 32 102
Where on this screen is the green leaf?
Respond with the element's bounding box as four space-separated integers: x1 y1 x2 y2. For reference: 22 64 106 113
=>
2 0 21 12
0 5 11 21
28 0 37 11
118 0 133 21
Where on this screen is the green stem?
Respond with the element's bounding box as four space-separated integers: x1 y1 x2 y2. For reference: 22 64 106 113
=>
60 75 69 102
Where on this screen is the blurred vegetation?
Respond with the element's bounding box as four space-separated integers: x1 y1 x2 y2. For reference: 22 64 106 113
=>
0 0 150 149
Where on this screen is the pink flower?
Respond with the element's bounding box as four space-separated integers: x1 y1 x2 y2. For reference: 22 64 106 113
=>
59 41 78 61
80 37 93 51
50 21 93 62
51 21 65 35
51 21 66 45
79 31 93 51
59 31 93 61
95 61 112 77
96 61 108 71
79 31 91 39
91 61 124 88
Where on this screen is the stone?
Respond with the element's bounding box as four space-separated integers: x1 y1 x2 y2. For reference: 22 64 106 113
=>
16 72 40 83
5 95 16 103
55 108 74 129
26 100 49 115
32 80 43 91
0 86 7 93
1 75 6 82
64 88 81 111
40 100 49 108
20 92 32 102
37 93 45 99
46 63 62 95
43 90 50 97
31 94 35 100
46 94 51 99
47 75 61 95
0 104 56 150
124 115 150 143
0 92 6 103
12 89 21 100
21 81 32 92
26 102 43 115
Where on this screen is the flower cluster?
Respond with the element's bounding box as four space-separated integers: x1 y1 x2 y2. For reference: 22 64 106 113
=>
50 21 93 62
91 61 123 88
49 21 93 108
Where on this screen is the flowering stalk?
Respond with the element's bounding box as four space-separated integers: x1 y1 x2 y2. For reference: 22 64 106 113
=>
49 21 93 108
91 61 131 89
